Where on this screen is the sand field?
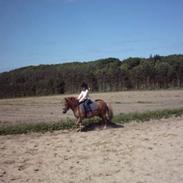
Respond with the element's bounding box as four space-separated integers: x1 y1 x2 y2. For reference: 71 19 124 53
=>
0 117 183 183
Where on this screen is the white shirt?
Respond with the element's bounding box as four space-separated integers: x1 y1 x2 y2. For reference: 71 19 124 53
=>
78 89 89 102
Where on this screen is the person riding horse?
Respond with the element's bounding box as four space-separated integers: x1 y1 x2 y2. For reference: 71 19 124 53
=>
77 82 92 116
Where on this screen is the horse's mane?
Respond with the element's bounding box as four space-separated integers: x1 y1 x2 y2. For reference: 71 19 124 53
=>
66 97 79 106
68 96 77 100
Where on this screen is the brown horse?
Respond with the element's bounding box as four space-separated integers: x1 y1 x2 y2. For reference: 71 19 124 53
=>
62 97 113 131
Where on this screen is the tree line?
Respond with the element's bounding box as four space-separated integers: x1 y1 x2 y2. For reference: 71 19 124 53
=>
0 54 183 98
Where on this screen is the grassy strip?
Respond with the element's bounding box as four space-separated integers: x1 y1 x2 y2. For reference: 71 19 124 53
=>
113 108 183 124
0 118 76 136
1 108 183 135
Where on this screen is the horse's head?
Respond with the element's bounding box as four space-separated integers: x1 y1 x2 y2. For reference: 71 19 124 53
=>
62 98 70 113
62 97 79 114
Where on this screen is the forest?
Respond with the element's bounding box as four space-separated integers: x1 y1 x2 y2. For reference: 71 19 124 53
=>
0 54 183 98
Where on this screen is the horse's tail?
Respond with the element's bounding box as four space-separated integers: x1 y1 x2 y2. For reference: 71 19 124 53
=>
106 103 113 122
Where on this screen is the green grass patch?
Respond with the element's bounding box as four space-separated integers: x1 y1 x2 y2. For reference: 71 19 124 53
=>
1 108 183 135
0 118 75 136
113 108 183 124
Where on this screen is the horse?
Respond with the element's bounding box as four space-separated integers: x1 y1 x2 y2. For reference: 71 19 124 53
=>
62 97 113 131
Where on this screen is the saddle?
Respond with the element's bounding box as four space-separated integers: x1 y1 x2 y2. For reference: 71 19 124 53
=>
79 99 98 116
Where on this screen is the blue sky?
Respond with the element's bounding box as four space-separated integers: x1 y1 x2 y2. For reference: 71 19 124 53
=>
0 0 183 72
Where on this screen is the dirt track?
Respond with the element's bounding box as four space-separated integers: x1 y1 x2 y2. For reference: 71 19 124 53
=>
1 117 183 183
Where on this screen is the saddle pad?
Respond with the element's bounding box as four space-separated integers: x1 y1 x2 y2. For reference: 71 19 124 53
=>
79 100 98 114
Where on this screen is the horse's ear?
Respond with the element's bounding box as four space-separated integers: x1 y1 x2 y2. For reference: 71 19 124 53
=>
64 97 68 102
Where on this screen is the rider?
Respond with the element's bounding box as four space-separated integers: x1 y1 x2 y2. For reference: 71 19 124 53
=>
77 82 92 114
78 82 89 103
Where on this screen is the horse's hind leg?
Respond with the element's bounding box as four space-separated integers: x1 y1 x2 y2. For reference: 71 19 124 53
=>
101 116 108 129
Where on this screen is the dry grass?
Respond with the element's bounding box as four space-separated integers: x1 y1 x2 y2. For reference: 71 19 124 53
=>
0 89 183 125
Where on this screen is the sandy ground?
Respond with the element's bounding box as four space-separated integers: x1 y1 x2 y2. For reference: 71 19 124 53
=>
0 117 183 183
0 90 183 125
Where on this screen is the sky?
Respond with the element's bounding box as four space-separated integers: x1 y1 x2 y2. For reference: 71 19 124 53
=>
0 0 183 72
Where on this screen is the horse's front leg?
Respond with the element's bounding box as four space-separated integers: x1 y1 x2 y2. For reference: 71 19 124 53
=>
76 117 83 132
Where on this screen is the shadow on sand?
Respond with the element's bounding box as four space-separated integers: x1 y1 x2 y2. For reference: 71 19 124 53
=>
81 121 124 132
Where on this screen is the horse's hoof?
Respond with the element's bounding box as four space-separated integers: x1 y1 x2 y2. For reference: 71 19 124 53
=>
103 125 107 130
76 128 81 132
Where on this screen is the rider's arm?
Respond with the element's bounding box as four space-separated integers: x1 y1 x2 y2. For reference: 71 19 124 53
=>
77 91 83 101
